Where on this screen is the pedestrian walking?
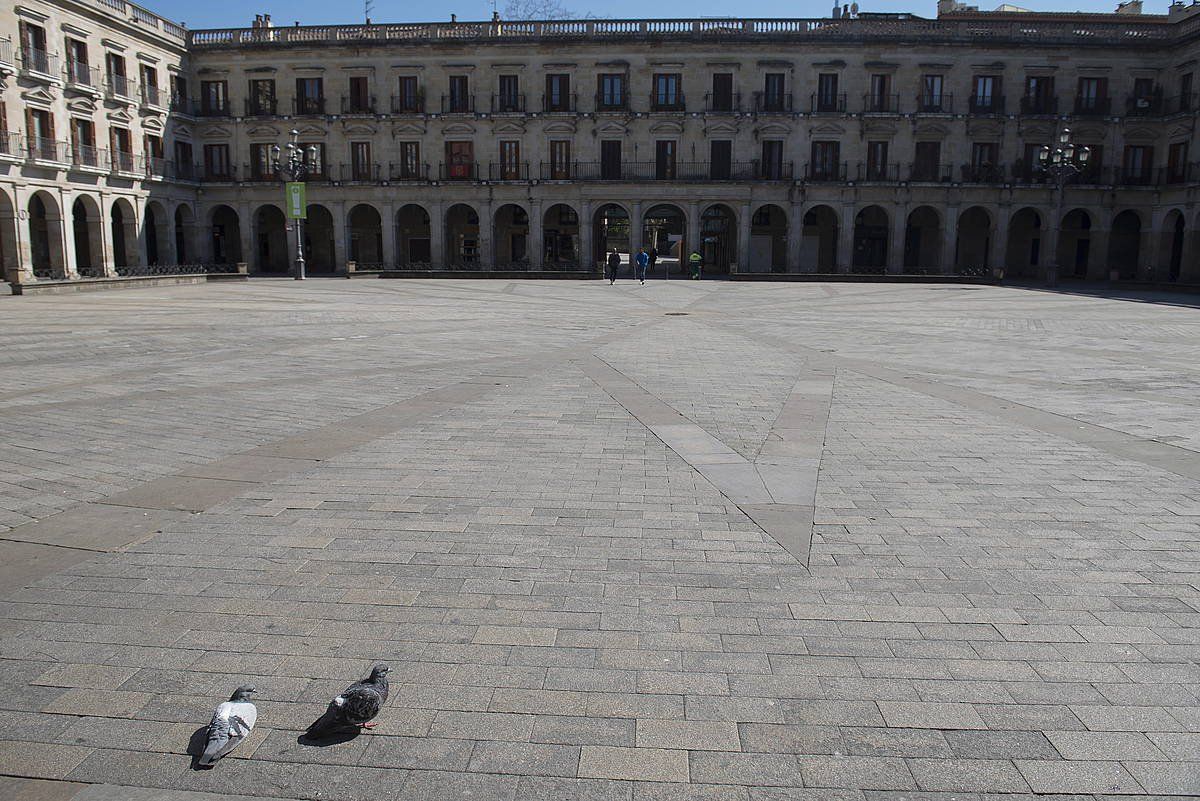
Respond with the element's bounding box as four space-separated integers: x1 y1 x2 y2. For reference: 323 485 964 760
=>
688 250 703 280
606 249 621 284
634 248 649 283
648 247 659 276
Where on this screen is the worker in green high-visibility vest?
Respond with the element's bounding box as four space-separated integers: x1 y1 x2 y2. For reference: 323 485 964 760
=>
688 250 703 280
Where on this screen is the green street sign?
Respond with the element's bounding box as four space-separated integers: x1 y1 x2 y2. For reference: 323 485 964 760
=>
285 182 306 219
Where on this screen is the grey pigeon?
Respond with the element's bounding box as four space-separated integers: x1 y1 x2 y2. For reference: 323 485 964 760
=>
199 685 257 766
306 664 389 736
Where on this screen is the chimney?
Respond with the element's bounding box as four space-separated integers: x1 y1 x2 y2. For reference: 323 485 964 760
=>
1115 0 1143 13
263 13 272 26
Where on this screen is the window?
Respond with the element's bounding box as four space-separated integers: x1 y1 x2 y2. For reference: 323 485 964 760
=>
497 75 521 112
350 142 372 180
144 133 163 171
920 74 944 111
653 73 682 110
810 140 840 179
1123 145 1152 182
1076 77 1107 113
816 73 840 111
110 127 133 171
174 140 193 177
549 139 571 179
1181 72 1194 110
499 140 521 179
295 78 324 114
203 144 231 178
445 140 473 179
972 75 1000 112
655 140 677 179
200 80 228 115
1024 76 1055 113
545 74 570 112
710 140 732 179
171 75 188 108
913 141 941 180
106 53 129 97
760 140 784 179
866 140 889 180
868 74 892 112
250 143 275 179
1131 78 1157 114
448 75 470 112
348 76 371 113
969 142 999 181
762 73 786 111
71 118 96 165
28 109 55 159
302 142 325 177
598 74 626 110
246 80 273 116
18 22 49 73
1168 142 1188 182
600 139 621 179
140 64 159 105
711 73 734 111
396 76 421 112
66 38 90 85
397 141 421 179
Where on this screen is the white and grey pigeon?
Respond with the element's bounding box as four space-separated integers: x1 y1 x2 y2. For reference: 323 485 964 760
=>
306 664 389 736
198 685 257 766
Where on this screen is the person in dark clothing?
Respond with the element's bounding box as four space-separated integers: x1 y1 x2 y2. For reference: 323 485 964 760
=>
647 247 658 277
606 249 621 283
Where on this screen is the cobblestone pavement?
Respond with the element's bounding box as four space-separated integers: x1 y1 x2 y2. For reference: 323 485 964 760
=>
0 279 1197 800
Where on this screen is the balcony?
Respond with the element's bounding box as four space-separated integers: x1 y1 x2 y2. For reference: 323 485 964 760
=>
0 38 12 68
441 94 475 114
70 144 105 170
488 161 529 180
27 137 69 164
1010 160 1049 185
960 163 1005 183
293 96 326 115
202 164 236 182
490 94 526 113
440 161 478 180
342 162 380 182
810 93 846 113
0 132 22 159
754 160 794 180
968 95 1005 115
541 93 577 113
198 100 231 118
242 164 279 183
171 94 195 117
754 92 792 113
342 95 377 115
863 93 901 114
856 162 900 182
144 156 170 178
1125 93 1162 116
106 74 135 102
650 93 686 112
391 94 424 113
915 93 952 114
536 161 783 181
705 92 740 113
65 61 100 91
1072 95 1111 116
1163 94 1196 115
388 162 430 181
908 162 953 182
1115 166 1155 186
173 161 198 181
19 47 57 79
1019 95 1058 115
140 84 165 108
1161 163 1196 185
245 97 277 116
110 150 138 174
804 161 847 182
595 93 629 112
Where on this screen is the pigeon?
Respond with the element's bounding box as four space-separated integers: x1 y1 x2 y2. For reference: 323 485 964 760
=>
306 664 390 736
198 685 257 766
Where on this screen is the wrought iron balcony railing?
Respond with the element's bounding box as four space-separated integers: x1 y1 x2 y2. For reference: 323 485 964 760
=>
1019 95 1058 115
595 93 629 111
908 161 954 182
915 93 952 113
488 161 529 180
856 162 900 182
342 95 377 114
20 47 56 77
65 60 100 88
245 97 277 116
388 161 430 181
810 92 847 113
967 95 1005 114
440 161 478 180
862 93 900 113
705 92 740 112
491 93 526 113
441 94 475 113
1073 95 1111 116
342 162 381 182
804 161 847 181
391 93 425 113
754 91 792 112
541 93 577 112
650 92 686 112
960 163 1005 183
293 96 326 115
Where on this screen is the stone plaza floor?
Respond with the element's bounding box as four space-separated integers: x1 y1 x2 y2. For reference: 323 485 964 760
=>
0 278 1197 800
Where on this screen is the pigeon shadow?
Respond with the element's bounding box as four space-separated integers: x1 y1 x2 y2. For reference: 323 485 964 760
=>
296 727 360 747
186 725 213 770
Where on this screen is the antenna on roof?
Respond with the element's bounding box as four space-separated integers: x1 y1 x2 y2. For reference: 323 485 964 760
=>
364 0 374 23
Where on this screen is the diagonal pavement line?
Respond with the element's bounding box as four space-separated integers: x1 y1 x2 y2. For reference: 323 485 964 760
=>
577 353 816 566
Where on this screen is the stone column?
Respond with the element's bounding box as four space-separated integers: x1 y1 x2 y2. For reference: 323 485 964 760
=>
161 204 178 267
134 196 149 268
97 193 116 277
1040 209 1059 284
886 203 907 275
528 200 544 269
1089 228 1110 281
59 192 80 280
381 201 397 268
988 207 1009 278
0 189 33 284
629 200 643 258
578 199 593 274
478 199 494 269
429 201 446 268
940 204 960 276
736 202 752 274
1141 208 1164 281
787 201 804 273
237 201 254 273
685 201 700 269
837 204 855 274
332 201 348 274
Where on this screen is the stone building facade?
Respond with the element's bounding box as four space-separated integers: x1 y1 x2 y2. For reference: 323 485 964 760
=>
3 0 1200 282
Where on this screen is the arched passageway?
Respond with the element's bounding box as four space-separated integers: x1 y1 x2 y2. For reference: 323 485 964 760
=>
1164 210 1185 282
956 206 992 275
174 206 193 264
493 203 530 266
1108 210 1142 280
111 198 138 273
1005 207 1042 279
254 205 289 273
72 196 104 277
29 192 64 279
1057 209 1093 279
305 205 336 274
802 205 838 271
145 201 169 265
396 204 431 266
542 204 579 269
445 204 480 267
348 204 383 266
593 204 630 267
749 204 787 273
0 189 19 282
210 205 242 264
852 205 888 273
641 204 685 274
904 206 941 274
701 204 736 274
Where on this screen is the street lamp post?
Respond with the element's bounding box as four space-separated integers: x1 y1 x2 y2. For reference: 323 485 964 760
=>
1036 127 1091 287
272 129 318 280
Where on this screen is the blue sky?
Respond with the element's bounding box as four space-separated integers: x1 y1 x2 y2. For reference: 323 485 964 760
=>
150 0 1169 30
